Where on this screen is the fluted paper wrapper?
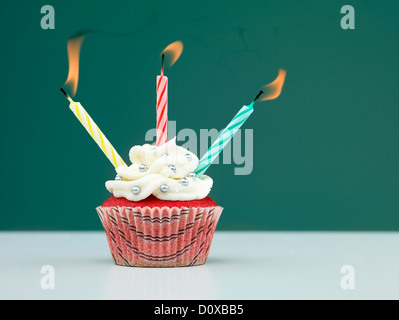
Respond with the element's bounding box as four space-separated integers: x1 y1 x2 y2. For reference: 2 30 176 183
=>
96 205 223 267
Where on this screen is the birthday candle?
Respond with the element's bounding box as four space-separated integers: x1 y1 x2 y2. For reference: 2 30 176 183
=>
195 69 287 177
60 89 125 168
156 41 183 147
156 54 168 147
195 100 256 177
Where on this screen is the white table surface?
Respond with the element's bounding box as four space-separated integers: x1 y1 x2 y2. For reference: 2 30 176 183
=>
0 231 398 300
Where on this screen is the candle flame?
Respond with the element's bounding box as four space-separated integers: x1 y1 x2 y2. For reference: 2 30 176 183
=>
63 35 85 97
259 69 287 101
161 41 183 68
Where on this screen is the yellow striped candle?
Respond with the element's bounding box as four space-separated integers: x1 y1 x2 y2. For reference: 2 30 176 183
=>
60 89 125 168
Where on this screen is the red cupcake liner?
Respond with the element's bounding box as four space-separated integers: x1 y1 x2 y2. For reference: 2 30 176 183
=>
96 205 223 267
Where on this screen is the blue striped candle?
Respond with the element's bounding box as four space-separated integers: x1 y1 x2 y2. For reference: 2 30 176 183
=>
195 69 286 177
195 92 262 177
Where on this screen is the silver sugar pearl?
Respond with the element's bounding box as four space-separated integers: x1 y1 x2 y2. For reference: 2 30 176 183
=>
169 165 176 172
185 153 192 161
131 186 141 195
189 172 196 178
180 178 189 186
160 184 169 192
139 164 147 172
115 175 121 181
150 145 157 150
163 153 169 158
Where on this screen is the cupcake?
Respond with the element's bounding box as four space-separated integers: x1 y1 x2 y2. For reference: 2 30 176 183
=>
96 138 223 267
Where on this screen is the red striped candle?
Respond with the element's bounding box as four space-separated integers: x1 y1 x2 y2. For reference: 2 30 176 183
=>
156 41 183 146
156 56 168 146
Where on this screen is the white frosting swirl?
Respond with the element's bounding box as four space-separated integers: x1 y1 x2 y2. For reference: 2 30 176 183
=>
105 138 213 201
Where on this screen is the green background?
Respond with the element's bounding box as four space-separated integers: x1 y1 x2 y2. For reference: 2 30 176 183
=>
1 0 398 230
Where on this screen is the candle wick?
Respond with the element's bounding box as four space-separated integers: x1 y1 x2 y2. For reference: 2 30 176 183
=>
161 54 165 75
60 88 74 103
251 90 264 105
